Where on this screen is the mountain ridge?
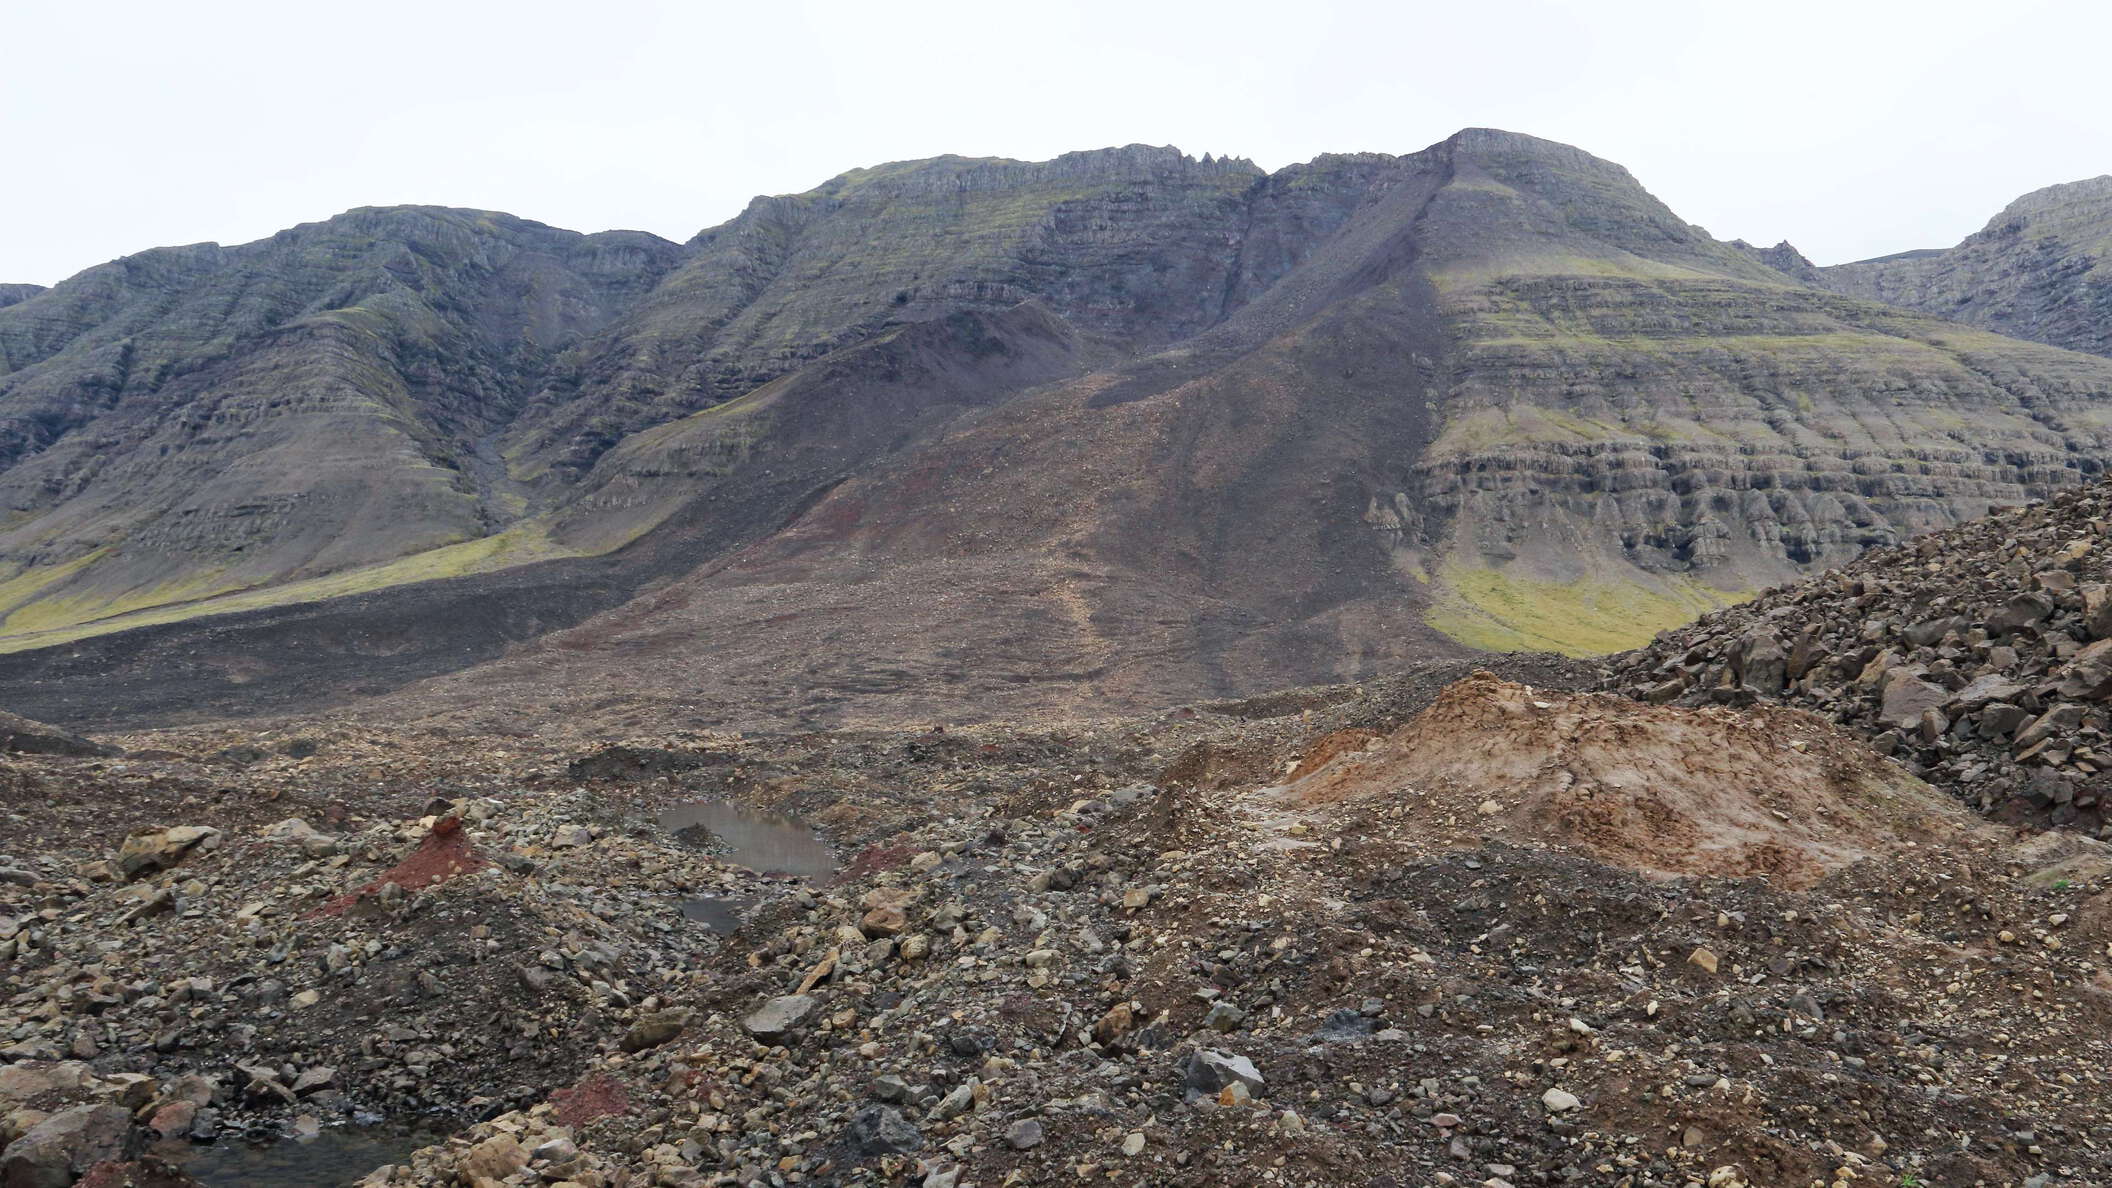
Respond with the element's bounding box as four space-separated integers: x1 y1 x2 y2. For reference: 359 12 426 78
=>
8 130 2112 731
1819 173 2112 358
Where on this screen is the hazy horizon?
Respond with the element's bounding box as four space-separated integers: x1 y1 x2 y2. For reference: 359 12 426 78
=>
8 0 2109 286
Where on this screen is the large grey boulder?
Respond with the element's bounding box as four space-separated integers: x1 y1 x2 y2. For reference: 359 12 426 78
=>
1181 1049 1265 1096
742 995 817 1045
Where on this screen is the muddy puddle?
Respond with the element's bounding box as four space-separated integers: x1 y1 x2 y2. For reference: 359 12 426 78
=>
658 801 835 932
164 1124 440 1186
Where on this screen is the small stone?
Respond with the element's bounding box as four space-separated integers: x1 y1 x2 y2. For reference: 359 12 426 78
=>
847 1104 924 1155
1005 1119 1044 1150
1541 1087 1580 1112
622 1009 690 1052
1688 947 1720 975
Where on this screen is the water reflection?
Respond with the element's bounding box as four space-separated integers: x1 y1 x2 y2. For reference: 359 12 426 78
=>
164 1125 439 1187
657 801 836 879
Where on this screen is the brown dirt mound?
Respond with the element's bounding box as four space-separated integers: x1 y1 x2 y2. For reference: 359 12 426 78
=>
1284 672 1979 887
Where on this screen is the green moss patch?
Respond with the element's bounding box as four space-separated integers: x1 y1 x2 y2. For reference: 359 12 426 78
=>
1426 562 1743 656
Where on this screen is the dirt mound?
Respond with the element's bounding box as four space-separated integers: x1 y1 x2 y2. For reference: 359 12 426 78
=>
1281 672 1977 886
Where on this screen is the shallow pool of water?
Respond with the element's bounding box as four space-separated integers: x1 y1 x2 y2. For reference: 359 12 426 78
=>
659 801 835 929
163 1125 439 1187
658 801 836 880
678 892 753 933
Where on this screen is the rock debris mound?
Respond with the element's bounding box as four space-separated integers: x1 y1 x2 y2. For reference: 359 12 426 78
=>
1608 477 2112 835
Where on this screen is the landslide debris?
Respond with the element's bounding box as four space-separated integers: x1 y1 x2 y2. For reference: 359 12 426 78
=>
1607 476 2112 835
6 654 2111 1187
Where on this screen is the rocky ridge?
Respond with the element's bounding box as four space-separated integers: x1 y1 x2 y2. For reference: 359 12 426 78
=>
1821 177 2112 359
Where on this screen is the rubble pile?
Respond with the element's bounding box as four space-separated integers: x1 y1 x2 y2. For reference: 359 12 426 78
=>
1608 479 2112 833
2 657 2109 1186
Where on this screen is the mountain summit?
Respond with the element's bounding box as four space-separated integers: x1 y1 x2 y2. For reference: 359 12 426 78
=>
7 131 2112 730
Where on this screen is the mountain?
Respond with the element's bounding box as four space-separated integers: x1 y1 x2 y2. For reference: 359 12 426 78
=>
0 284 43 310
0 208 685 638
10 131 2112 730
1821 176 2112 358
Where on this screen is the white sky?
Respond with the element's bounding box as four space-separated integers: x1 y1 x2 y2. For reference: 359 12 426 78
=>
6 0 2110 285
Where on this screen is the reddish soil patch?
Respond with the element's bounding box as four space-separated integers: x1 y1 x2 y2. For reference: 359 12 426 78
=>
314 816 487 916
833 841 913 885
1286 672 1981 887
550 1071 631 1128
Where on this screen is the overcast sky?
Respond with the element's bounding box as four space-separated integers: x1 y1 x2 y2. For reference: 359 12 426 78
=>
7 0 2109 285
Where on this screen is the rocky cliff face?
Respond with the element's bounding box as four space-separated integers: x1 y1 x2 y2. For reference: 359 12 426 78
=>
1821 176 2112 358
9 133 2112 730
501 146 1269 479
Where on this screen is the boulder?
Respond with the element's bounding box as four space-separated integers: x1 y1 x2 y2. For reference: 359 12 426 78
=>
2015 704 2083 752
1879 675 1949 730
115 827 222 880
1733 628 1788 692
1987 592 2055 635
846 1105 923 1155
1949 674 2027 711
742 995 817 1045
259 819 338 857
2085 583 2112 640
2058 639 2112 699
0 1104 133 1188
463 1134 528 1181
1182 1049 1265 1096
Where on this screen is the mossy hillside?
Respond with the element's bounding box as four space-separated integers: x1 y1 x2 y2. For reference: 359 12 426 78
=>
1424 560 1744 656
1423 269 2112 470
0 208 689 638
0 519 582 653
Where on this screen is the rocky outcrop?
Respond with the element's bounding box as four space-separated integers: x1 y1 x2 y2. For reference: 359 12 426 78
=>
1727 239 1824 284
0 710 113 757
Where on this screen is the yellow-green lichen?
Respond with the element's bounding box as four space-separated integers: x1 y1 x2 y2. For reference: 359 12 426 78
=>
1425 562 1743 656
